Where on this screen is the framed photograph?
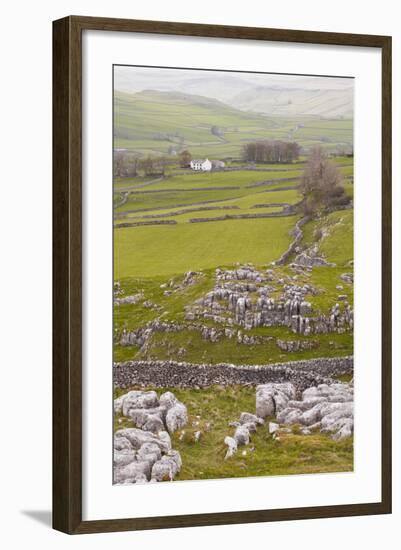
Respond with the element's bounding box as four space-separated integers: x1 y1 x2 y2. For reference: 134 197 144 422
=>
53 16 392 534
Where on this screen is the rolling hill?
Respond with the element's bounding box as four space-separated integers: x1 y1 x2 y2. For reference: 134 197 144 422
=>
114 89 353 158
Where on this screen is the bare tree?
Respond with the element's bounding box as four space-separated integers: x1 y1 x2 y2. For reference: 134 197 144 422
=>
113 151 139 178
140 156 167 176
179 150 192 168
299 147 349 216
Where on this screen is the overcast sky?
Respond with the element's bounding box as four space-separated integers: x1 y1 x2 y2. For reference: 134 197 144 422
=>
114 65 353 95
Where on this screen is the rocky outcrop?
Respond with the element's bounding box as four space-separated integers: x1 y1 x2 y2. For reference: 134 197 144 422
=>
114 356 353 390
256 383 296 418
116 389 188 435
276 339 319 352
276 382 354 441
223 380 353 461
114 288 144 306
184 265 352 335
114 390 188 484
294 249 335 268
114 427 182 484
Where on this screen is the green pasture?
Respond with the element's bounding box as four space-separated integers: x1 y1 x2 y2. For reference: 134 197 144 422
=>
114 216 298 279
128 170 303 191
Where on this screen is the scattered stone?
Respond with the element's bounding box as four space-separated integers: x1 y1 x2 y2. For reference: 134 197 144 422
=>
276 339 319 352
224 436 238 459
239 412 264 426
114 292 144 306
234 425 250 446
269 422 280 434
340 273 353 284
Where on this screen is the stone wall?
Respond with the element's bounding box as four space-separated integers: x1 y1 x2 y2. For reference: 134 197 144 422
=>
274 216 310 266
114 356 353 391
189 211 296 223
115 220 177 228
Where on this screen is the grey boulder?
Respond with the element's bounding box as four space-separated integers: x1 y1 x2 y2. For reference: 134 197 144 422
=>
256 383 296 418
166 402 188 434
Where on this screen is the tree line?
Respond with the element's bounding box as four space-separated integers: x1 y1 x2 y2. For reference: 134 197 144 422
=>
113 151 170 177
114 149 195 178
242 140 301 164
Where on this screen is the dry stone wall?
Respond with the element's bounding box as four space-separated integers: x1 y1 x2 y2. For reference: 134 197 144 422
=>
113 356 353 391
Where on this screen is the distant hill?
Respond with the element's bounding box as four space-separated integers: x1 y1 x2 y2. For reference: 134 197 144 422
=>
114 68 353 118
229 86 353 118
114 89 353 158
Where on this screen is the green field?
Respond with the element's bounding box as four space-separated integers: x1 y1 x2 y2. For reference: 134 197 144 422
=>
114 216 298 278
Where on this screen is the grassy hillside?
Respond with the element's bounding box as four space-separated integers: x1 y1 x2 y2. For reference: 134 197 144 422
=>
231 86 353 118
114 90 353 158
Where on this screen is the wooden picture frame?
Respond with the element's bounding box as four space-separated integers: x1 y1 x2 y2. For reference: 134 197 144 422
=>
53 15 392 534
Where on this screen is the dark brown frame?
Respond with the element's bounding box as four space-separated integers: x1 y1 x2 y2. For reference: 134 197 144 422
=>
53 15 392 534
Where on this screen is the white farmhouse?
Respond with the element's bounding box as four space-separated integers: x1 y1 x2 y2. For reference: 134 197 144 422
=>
190 158 212 171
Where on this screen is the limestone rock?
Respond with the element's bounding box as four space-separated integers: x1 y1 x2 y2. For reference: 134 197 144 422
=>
256 382 296 418
234 425 250 446
119 390 159 417
166 403 188 434
269 422 280 434
224 436 238 459
115 428 170 453
113 449 137 467
158 431 172 452
239 412 264 426
114 459 152 484
113 435 132 451
272 382 354 440
137 442 162 466
151 451 182 481
159 391 178 410
128 407 165 429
